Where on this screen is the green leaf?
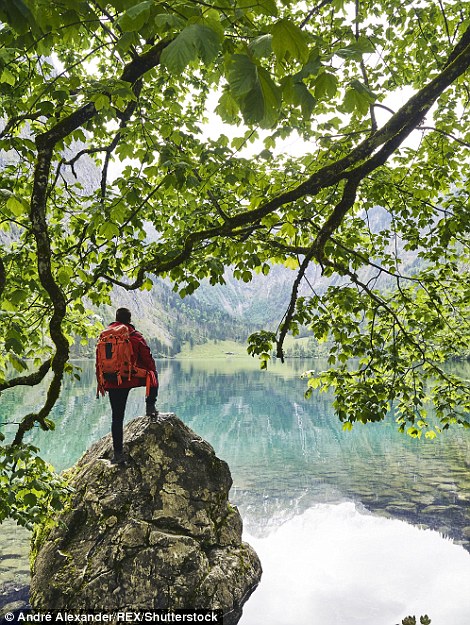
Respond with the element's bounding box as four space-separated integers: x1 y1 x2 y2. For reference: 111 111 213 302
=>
307 376 321 389
116 1 153 32
283 77 316 119
6 196 27 217
280 221 296 238
314 72 338 99
215 89 240 123
5 336 23 354
92 93 111 111
2 299 17 312
271 18 309 63
161 22 223 73
284 257 299 269
0 68 15 86
349 78 376 102
336 47 363 61
57 266 74 286
238 0 278 16
336 37 375 60
196 23 223 64
0 0 41 35
228 56 281 127
407 427 421 438
99 222 120 240
227 54 258 97
343 87 370 115
297 50 323 79
153 13 185 33
249 34 273 59
23 492 38 507
9 288 28 304
9 352 27 372
42 418 55 431
161 30 197 73
244 67 281 127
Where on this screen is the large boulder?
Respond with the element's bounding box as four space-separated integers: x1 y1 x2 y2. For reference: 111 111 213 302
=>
30 413 261 624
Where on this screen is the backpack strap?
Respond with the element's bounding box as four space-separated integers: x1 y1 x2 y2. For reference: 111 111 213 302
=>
146 371 158 397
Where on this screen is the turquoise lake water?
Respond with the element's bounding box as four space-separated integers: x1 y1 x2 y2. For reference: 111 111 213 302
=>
1 357 470 624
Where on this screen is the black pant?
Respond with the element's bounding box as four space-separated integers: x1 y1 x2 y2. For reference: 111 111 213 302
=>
108 386 158 454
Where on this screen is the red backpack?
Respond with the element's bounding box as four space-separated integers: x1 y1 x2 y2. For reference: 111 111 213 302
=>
96 324 135 396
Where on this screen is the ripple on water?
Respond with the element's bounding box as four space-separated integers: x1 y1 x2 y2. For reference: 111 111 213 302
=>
0 520 31 614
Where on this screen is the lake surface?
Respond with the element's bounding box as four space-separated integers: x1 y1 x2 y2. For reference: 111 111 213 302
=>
1 357 470 623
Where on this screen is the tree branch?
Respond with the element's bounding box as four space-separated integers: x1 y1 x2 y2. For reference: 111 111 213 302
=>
417 124 470 148
276 245 318 362
98 23 470 293
0 255 5 298
101 79 143 201
355 0 377 132
6 37 174 444
36 39 171 151
300 0 334 29
11 144 70 445
202 24 470 234
0 359 52 392
0 112 43 140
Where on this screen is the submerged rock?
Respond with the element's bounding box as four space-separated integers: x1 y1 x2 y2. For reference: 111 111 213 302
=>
30 413 261 624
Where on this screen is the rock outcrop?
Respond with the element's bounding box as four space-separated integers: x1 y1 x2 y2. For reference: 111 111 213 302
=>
30 413 261 624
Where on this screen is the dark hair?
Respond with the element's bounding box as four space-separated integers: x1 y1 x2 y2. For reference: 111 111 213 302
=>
115 307 132 324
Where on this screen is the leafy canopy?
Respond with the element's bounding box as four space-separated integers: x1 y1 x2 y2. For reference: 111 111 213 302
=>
0 0 469 523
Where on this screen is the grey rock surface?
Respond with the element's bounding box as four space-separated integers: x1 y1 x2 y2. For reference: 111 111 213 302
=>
30 413 261 624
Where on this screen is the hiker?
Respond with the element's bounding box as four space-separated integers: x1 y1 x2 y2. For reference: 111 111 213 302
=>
96 307 159 464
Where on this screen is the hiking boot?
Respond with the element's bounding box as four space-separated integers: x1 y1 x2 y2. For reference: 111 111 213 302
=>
111 451 127 466
146 403 159 419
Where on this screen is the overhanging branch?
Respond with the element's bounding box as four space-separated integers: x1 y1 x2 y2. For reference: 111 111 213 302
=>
224 24 470 231
0 359 51 392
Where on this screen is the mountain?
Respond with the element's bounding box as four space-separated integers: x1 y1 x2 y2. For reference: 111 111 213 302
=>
101 278 258 357
190 264 298 325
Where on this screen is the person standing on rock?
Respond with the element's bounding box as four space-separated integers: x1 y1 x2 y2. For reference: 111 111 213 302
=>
96 307 159 465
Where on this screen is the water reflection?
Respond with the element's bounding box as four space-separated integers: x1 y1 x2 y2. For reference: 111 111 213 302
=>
241 502 470 625
164 360 470 548
1 357 469 619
